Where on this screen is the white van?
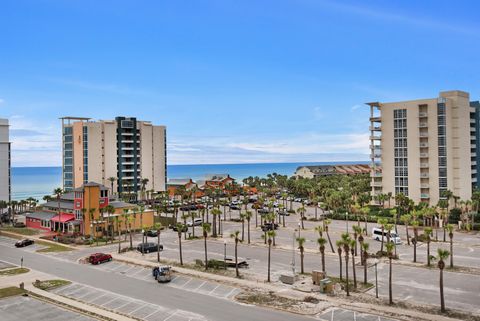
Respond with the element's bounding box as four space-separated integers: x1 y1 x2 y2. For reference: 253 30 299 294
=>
372 227 401 245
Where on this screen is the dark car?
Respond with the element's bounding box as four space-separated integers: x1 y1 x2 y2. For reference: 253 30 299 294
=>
144 230 159 237
88 253 112 265
137 242 163 253
15 239 34 248
278 211 290 216
261 223 279 232
229 205 241 210
258 208 270 215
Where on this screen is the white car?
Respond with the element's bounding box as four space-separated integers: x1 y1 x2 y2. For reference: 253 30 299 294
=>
187 218 203 227
372 227 401 245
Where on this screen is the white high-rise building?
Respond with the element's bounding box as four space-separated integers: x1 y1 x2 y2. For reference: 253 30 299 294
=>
60 116 167 197
0 118 11 202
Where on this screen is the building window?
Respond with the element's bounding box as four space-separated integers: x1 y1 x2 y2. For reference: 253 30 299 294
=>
438 102 448 197
394 108 408 196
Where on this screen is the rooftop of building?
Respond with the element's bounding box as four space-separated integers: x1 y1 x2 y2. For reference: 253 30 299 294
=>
26 211 58 220
205 174 233 181
73 182 109 192
167 178 193 186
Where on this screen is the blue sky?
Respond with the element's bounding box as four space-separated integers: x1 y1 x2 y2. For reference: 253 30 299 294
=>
1 0 479 166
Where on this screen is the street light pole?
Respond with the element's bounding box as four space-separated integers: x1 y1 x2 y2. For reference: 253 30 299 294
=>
297 222 301 238
346 212 349 233
291 231 296 277
375 261 378 298
224 240 227 270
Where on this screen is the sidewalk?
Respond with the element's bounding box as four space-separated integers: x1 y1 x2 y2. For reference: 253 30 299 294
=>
111 254 464 321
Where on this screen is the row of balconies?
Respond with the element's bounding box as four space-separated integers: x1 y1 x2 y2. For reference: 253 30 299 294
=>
369 126 382 131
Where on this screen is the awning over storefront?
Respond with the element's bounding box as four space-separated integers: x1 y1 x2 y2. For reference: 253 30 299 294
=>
51 214 75 223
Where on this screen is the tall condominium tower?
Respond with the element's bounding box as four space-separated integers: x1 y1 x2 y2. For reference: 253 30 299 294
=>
61 116 167 196
368 90 476 206
0 118 11 202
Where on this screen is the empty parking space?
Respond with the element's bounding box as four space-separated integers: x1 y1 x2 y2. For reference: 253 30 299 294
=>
50 282 207 321
317 308 398 321
0 295 95 321
0 260 14 270
0 236 45 252
91 260 240 299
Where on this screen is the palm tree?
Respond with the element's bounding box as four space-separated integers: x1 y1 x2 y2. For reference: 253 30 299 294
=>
114 216 122 254
240 212 246 242
400 214 412 246
362 242 370 285
297 237 306 274
89 208 97 245
108 177 116 196
341 233 351 296
352 225 362 256
211 208 221 237
230 230 240 278
127 214 134 249
190 211 197 238
325 219 335 253
53 188 64 233
297 205 306 229
202 223 211 270
437 248 450 313
350 239 357 289
425 227 433 267
336 240 343 281
176 223 185 265
377 218 388 254
245 211 253 244
317 237 327 274
154 222 163 263
446 224 454 268
412 220 419 262
267 230 276 282
104 204 115 243
386 242 394 305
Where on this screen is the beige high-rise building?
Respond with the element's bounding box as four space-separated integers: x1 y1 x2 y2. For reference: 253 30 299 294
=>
0 118 11 203
368 90 476 206
61 116 167 197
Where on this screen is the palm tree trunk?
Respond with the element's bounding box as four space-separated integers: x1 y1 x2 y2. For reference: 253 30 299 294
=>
364 217 368 236
178 234 183 265
267 242 271 282
117 222 121 253
157 232 161 263
345 255 350 296
427 242 431 266
241 221 244 242
327 231 335 253
450 238 453 268
235 241 239 278
321 250 325 273
352 253 357 289
300 249 304 274
338 253 343 281
363 252 368 284
440 268 445 312
204 236 208 270
380 228 384 253
406 224 410 245
247 220 251 244
389 257 393 304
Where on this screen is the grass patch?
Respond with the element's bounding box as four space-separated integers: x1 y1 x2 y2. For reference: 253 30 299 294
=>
33 279 71 291
0 286 26 298
36 241 72 253
329 276 374 292
0 227 39 236
0 268 30 276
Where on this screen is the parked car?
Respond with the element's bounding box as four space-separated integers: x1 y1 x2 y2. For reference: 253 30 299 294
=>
137 242 163 253
258 208 270 215
15 239 34 248
152 266 172 283
261 223 279 232
144 230 159 237
372 227 402 244
88 253 112 265
278 211 289 216
187 218 203 227
229 205 241 210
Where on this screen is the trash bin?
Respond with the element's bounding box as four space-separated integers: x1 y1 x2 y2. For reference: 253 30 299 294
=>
319 278 331 293
312 270 325 285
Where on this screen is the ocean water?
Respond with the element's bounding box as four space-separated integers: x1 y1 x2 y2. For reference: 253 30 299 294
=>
11 161 367 200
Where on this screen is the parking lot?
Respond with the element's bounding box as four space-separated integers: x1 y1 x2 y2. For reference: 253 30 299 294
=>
0 235 46 252
317 308 398 321
0 295 95 321
89 260 241 300
51 282 208 321
0 260 14 270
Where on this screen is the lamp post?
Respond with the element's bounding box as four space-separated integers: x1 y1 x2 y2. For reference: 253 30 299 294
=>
291 231 296 277
346 212 349 233
297 222 301 238
141 229 145 256
373 258 379 298
224 240 227 270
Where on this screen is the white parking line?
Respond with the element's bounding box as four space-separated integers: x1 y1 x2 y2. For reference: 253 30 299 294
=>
143 308 162 319
193 281 206 291
128 303 147 315
101 297 119 307
180 278 192 288
208 285 219 294
163 311 179 321
224 288 237 298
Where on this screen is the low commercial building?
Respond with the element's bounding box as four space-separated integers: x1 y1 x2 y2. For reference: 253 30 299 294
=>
27 182 154 236
167 178 197 197
295 164 370 179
